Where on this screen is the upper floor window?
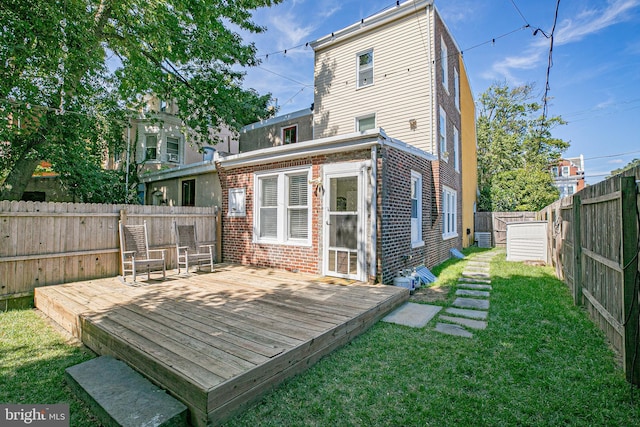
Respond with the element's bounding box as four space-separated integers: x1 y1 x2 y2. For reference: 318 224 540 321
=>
145 135 158 161
441 37 448 92
357 49 374 88
439 108 447 160
282 125 298 144
551 166 559 177
166 136 180 163
356 114 376 132
454 68 460 110
453 126 460 172
562 166 570 176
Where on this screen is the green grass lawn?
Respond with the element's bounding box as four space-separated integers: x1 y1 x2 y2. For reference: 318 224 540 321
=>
0 310 97 426
2 250 640 426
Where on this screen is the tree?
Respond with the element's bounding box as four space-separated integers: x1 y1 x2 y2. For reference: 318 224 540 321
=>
609 158 640 178
0 0 278 201
477 82 568 211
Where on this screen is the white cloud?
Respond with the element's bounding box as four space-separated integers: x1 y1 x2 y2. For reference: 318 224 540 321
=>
554 0 640 46
608 159 625 164
487 0 640 82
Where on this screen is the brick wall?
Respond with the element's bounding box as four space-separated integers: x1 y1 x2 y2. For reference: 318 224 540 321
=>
217 150 371 274
378 144 463 284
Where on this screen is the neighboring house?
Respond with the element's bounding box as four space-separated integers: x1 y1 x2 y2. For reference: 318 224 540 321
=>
239 108 313 152
217 0 477 284
551 155 585 199
132 96 238 207
22 96 237 205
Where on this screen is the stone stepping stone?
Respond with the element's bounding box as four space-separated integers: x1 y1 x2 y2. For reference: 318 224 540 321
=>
462 272 490 280
382 302 441 328
453 297 490 310
464 266 490 272
456 283 492 291
435 322 473 338
445 307 488 320
459 277 491 284
439 315 487 330
456 289 491 298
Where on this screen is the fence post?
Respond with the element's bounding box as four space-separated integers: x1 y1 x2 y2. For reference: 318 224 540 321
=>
621 176 640 385
572 194 582 306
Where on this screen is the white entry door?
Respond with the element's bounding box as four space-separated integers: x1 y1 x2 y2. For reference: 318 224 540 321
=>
324 168 365 281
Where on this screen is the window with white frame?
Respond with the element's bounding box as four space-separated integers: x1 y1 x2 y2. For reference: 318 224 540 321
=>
282 125 297 144
439 107 447 159
411 171 423 247
357 49 374 88
145 135 158 161
228 188 246 217
255 168 311 244
454 68 460 110
356 114 376 132
166 136 180 163
562 166 570 176
453 126 460 172
441 37 448 92
551 166 559 176
442 186 457 238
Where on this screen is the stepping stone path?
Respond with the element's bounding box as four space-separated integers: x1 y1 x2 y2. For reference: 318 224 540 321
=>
435 250 498 338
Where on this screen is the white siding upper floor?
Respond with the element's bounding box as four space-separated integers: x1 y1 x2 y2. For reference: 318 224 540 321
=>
312 1 437 154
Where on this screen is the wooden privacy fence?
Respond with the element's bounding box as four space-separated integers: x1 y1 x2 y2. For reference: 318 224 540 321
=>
0 201 220 307
538 167 640 384
474 211 537 247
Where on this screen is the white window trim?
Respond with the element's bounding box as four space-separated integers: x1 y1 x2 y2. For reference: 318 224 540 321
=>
356 113 376 132
356 48 374 89
442 186 458 240
166 135 181 163
453 126 460 172
441 37 448 93
454 68 460 110
145 134 159 162
281 124 298 145
228 188 246 217
253 167 312 246
411 171 424 248
439 107 447 161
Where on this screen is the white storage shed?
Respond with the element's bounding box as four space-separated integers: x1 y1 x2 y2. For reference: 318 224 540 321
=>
506 221 548 263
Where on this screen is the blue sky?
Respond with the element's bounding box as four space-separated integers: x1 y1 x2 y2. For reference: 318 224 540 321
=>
239 0 640 184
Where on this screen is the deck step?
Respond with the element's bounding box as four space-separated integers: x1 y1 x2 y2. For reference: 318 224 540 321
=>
65 355 188 427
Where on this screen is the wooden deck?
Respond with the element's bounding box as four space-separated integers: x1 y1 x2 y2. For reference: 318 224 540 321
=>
34 264 408 426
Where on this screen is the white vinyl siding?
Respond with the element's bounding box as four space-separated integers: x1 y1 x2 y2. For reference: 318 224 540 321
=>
442 186 457 239
411 171 423 247
313 8 438 153
255 168 311 245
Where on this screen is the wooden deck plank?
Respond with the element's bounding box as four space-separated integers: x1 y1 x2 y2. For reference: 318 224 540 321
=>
34 265 409 427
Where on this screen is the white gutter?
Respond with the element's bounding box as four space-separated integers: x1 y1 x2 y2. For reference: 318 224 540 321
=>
139 160 216 183
218 129 385 169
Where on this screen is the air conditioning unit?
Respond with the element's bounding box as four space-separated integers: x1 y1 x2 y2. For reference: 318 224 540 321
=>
168 153 179 163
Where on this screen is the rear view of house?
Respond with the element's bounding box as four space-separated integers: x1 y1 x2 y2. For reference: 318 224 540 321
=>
218 0 477 284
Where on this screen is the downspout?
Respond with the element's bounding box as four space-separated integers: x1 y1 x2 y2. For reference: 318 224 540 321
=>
369 144 378 282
